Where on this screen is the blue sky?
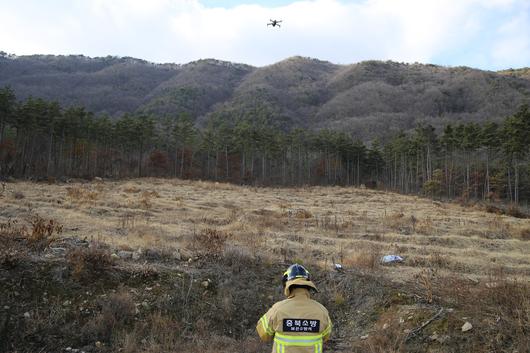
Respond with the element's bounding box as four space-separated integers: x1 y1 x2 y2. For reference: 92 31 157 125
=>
0 0 529 70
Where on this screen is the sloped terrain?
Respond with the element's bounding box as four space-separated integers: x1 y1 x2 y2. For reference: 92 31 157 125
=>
138 59 254 117
1 53 529 139
0 55 179 115
1 179 529 352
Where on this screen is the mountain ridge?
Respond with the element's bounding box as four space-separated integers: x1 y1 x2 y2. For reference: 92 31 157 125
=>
1 52 529 140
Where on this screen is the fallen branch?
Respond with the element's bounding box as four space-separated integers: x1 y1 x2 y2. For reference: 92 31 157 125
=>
405 308 445 342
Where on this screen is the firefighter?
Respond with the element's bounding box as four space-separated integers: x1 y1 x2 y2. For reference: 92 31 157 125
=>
256 264 332 353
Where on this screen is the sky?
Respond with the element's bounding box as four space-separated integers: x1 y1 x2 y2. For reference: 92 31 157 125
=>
0 0 529 70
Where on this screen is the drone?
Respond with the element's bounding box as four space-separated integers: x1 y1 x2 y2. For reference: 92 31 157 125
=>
267 19 282 27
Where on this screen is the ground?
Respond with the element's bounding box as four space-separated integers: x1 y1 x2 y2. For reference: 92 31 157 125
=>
0 178 529 353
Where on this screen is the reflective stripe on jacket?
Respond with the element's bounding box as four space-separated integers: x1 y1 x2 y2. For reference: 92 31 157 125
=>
256 287 332 353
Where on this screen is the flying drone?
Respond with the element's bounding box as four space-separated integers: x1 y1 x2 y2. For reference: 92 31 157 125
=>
267 19 282 27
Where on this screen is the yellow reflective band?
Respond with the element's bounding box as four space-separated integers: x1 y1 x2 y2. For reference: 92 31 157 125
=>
314 342 322 353
274 333 323 347
260 315 274 336
275 332 323 340
322 322 332 336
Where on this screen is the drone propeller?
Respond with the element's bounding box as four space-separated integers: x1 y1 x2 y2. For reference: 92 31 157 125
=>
267 19 282 27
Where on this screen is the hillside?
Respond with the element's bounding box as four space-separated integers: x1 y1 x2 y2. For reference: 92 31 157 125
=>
498 67 530 81
0 54 179 115
1 179 529 352
1 52 530 139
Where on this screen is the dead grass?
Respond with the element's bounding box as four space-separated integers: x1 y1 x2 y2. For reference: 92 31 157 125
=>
315 214 353 232
414 217 435 235
28 214 63 250
82 289 136 343
0 219 27 268
0 218 25 240
483 215 512 239
519 227 530 240
2 178 530 285
192 228 231 256
123 185 142 193
506 204 528 219
361 318 404 353
2 185 529 353
343 249 380 270
118 211 140 230
383 212 414 234
432 270 530 352
67 242 114 281
414 268 437 304
0 215 62 253
66 186 99 203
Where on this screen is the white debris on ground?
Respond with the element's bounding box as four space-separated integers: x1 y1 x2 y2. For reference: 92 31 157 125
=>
381 255 404 264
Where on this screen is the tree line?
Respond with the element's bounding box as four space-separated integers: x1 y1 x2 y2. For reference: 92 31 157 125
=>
0 86 528 204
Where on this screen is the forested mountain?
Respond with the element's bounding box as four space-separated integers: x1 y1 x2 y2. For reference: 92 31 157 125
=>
140 59 253 117
1 52 529 140
0 53 179 115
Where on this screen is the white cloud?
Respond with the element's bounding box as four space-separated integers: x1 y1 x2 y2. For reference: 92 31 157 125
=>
0 0 529 69
492 11 530 67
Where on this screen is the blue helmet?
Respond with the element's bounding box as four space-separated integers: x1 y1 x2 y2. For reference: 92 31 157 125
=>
282 263 311 283
282 264 317 296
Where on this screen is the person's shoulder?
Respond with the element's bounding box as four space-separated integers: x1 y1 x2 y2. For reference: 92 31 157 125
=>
266 299 286 313
310 299 330 315
272 298 291 309
265 298 289 318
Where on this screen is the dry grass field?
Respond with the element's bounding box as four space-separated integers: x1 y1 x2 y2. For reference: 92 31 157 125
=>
1 178 529 353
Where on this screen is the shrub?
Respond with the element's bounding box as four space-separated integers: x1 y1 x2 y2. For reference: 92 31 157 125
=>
83 290 136 342
0 249 23 269
519 227 530 241
134 190 160 210
67 243 114 280
415 268 437 304
422 179 442 198
294 208 313 219
506 205 528 219
141 311 182 350
28 215 63 251
1 217 61 253
103 290 136 324
195 228 231 256
149 150 170 174
485 204 504 215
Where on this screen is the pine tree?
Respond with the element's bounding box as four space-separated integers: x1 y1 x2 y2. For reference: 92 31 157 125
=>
0 86 16 143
